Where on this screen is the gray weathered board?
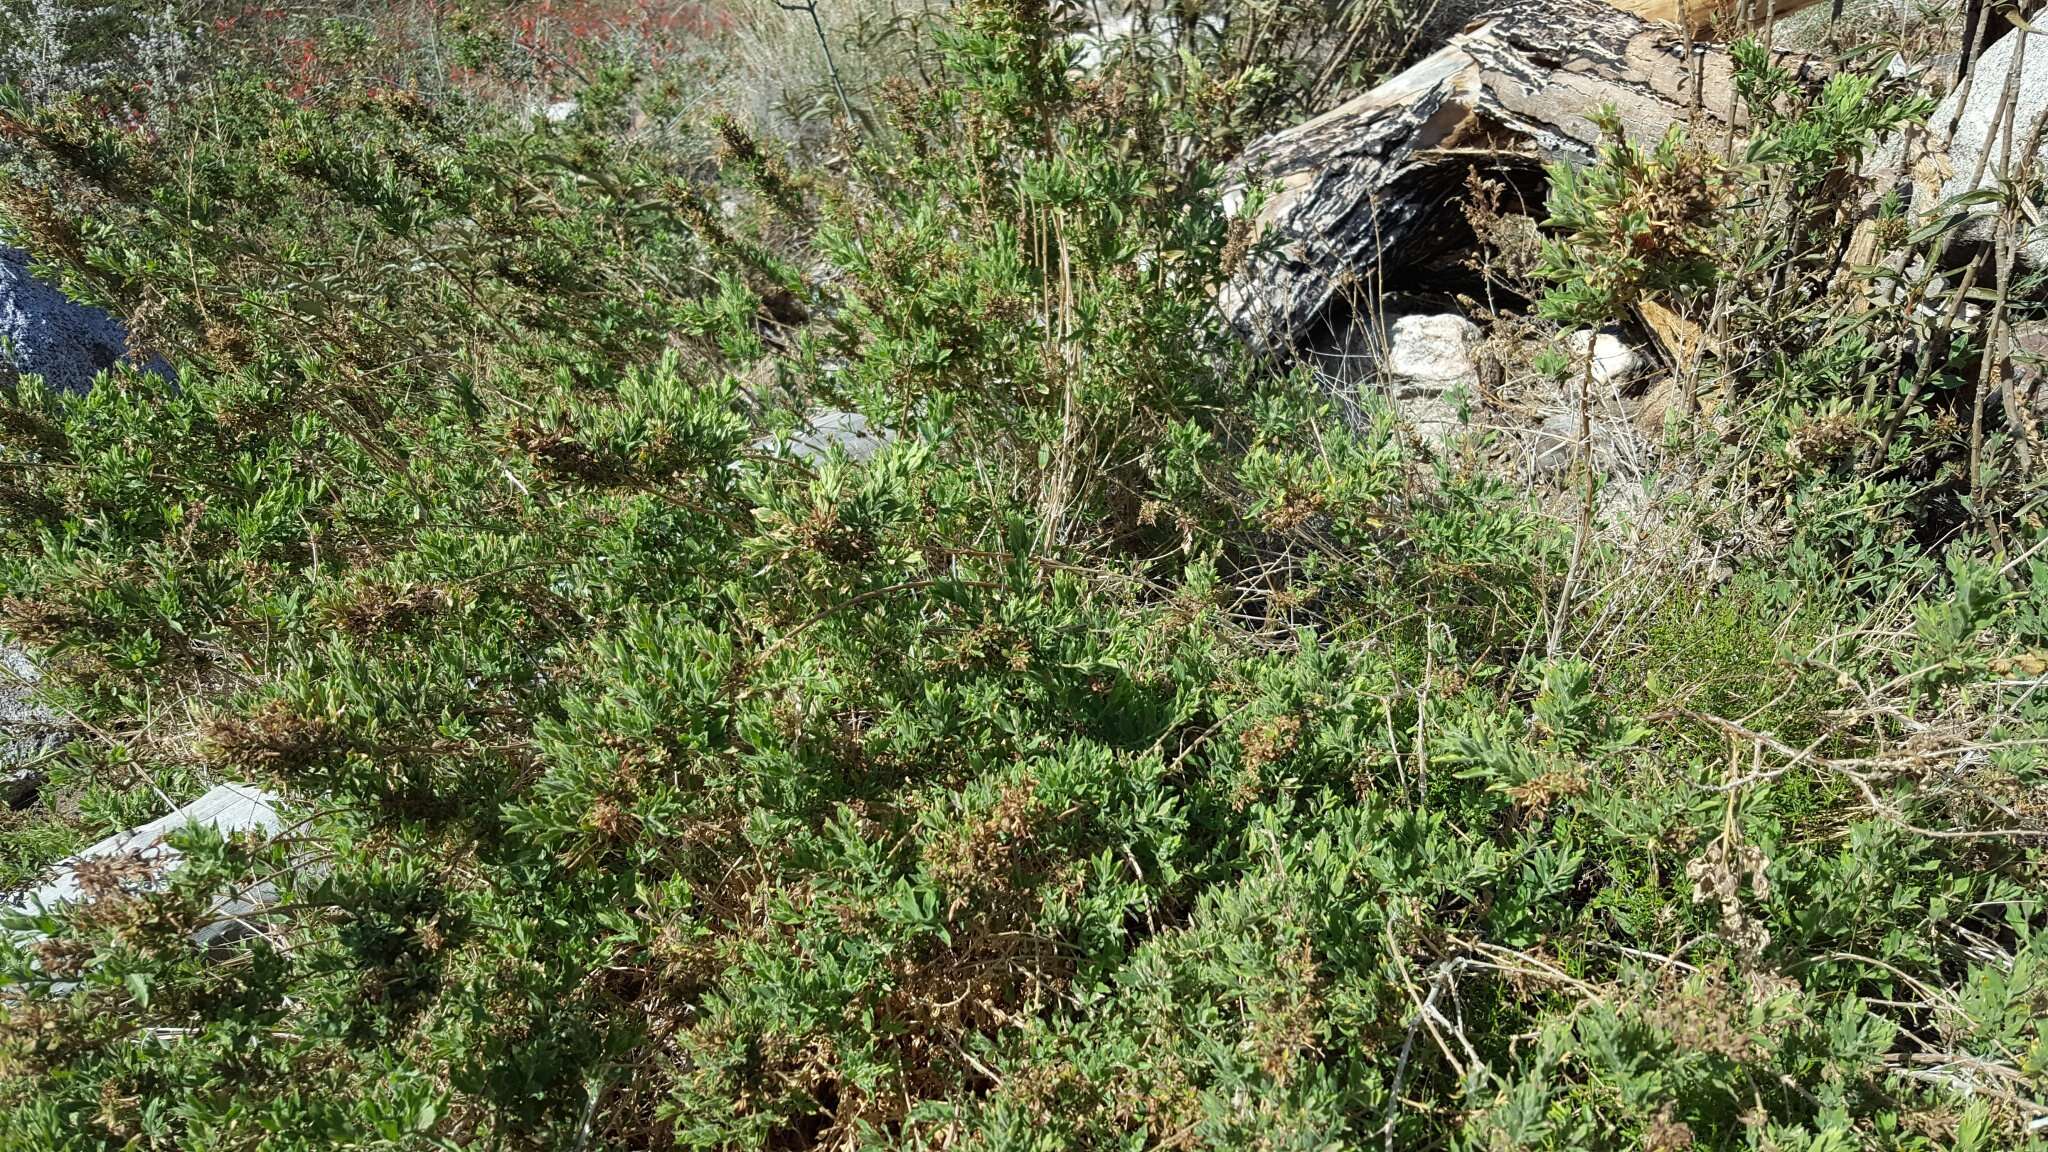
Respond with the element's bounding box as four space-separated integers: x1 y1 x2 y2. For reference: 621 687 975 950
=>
5 783 284 955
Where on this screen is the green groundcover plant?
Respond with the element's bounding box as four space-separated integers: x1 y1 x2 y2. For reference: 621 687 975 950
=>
0 2 2042 1149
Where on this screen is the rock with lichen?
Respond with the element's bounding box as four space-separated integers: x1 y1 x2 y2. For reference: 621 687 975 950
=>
0 247 162 393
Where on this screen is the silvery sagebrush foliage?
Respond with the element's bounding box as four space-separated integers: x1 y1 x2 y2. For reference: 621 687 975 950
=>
127 3 196 122
0 0 114 101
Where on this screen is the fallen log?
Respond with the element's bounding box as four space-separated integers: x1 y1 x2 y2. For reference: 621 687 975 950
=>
1612 0 1826 35
1220 0 1823 353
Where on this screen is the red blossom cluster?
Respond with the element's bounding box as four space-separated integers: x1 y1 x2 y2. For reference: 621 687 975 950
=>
479 0 728 91
188 0 733 109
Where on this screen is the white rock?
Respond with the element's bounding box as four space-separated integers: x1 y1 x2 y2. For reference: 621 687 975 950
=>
1387 313 1481 387
0 645 67 772
1385 313 1480 443
1568 329 1642 388
543 99 579 124
1879 29 2048 263
7 783 283 949
757 409 895 464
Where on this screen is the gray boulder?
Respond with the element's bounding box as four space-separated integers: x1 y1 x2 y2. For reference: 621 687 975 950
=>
1525 407 1639 480
1 767 40 810
0 248 144 394
1875 30 2048 265
0 645 67 776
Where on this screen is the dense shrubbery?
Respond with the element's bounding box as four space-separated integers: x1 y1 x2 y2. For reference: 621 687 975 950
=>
0 1 2044 1149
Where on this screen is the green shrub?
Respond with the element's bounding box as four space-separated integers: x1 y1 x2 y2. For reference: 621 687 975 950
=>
0 5 2041 1151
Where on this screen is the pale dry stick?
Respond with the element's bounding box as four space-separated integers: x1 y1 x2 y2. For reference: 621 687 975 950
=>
1640 656 1818 759
1547 349 1599 659
1664 708 2048 840
1878 1032 2043 1116
1152 714 1226 775
1820 550 1985 704
1699 243 1735 392
1381 913 1471 1080
1427 978 1486 1074
1968 15 2035 553
1380 694 1411 798
1823 950 1978 1023
1890 1064 2048 1124
1056 206 1084 543
1359 188 1415 490
569 1073 607 1152
950 1037 1005 1090
1973 233 2017 555
1037 207 1085 551
1415 616 1433 791
1898 1049 2048 1097
1943 0 2005 151
1858 734 2048 762
1575 507 1694 668
1378 964 1449 1152
1859 43 1998 403
1878 252 1986 458
1673 705 2048 769
1962 9 2031 198
1980 532 2048 727
1592 940 1702 974
1381 947 1487 1143
1998 30 2048 461
1454 936 1605 996
1581 577 1666 672
1954 0 1989 105
1385 0 1449 76
1305 0 1399 110
1683 0 1702 123
774 0 859 133
1723 0 1750 167
137 1021 308 1043
1951 917 2024 968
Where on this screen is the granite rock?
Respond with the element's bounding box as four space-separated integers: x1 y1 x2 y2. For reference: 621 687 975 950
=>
1385 313 1481 444
0 248 144 393
758 409 896 464
0 645 68 774
1873 29 2048 266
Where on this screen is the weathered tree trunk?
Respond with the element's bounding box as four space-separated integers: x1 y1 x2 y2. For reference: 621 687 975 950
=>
1612 0 1825 34
1220 0 1822 352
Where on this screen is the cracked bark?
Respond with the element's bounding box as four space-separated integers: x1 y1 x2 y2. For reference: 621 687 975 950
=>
1221 0 1823 353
